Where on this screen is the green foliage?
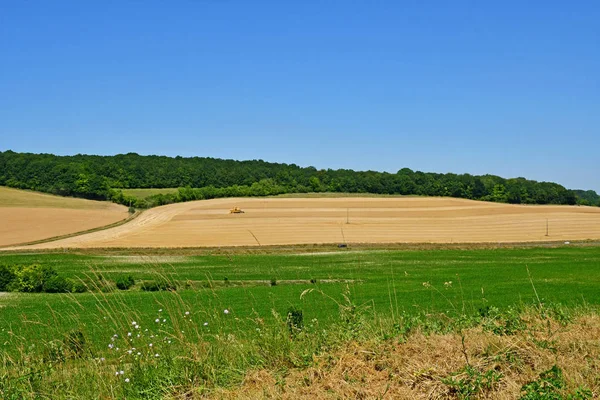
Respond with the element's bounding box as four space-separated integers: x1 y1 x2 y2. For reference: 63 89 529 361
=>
482 306 527 336
443 365 502 399
42 275 71 293
519 365 593 399
573 190 600 206
0 265 15 291
64 330 87 358
0 248 598 400
270 277 277 286
520 365 565 399
140 279 176 292
10 264 60 293
70 280 88 293
115 274 135 290
1 264 80 293
286 306 304 335
0 150 589 207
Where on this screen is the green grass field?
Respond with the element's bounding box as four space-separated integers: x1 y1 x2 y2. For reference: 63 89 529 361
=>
2 246 599 345
2 245 599 398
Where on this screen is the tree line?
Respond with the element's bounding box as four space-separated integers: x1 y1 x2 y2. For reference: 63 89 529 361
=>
0 150 597 208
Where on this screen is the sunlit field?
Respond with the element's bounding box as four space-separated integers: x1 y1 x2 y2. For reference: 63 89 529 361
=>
1 245 599 397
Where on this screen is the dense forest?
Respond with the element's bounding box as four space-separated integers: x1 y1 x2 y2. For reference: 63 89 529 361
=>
0 150 597 209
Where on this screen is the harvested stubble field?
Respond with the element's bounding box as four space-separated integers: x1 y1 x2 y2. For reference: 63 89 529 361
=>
9 196 600 250
0 187 129 247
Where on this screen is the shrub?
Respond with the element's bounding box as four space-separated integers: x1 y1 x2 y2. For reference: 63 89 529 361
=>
141 280 176 292
270 278 277 286
11 264 59 293
43 275 71 293
115 274 135 290
0 265 15 291
69 280 88 293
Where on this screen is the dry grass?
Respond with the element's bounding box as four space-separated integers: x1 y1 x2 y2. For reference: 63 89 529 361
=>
12 197 600 249
204 313 600 399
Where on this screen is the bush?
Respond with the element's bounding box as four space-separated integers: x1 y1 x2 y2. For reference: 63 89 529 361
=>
70 280 88 293
115 275 135 290
140 280 176 292
0 265 15 291
0 264 86 293
11 264 59 293
43 275 71 293
270 278 277 286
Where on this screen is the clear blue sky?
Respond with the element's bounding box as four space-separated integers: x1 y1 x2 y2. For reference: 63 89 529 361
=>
1 1 598 191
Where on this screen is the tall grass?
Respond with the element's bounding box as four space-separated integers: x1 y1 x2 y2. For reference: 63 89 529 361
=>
1 270 598 399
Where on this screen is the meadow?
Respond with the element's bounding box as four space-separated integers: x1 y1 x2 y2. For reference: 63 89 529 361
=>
1 245 599 398
3 245 600 341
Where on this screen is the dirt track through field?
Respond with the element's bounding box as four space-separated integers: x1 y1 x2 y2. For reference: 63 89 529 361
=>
5 197 600 249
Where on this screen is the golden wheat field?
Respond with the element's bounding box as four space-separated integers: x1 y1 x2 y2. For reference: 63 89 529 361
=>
6 196 600 250
0 187 129 247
